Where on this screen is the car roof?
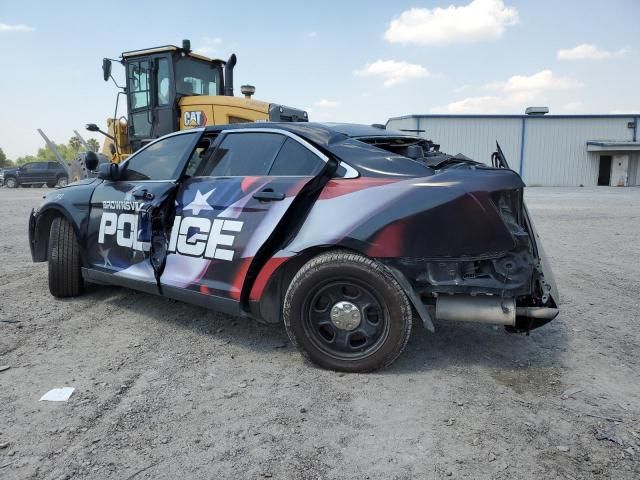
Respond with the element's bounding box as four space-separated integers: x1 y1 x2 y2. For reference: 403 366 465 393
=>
203 122 420 146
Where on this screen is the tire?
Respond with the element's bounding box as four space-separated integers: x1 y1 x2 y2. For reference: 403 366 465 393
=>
283 250 412 372
4 177 17 188
56 176 68 188
48 216 83 298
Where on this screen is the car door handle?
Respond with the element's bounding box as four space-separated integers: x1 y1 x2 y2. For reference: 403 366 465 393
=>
132 189 154 201
253 189 285 202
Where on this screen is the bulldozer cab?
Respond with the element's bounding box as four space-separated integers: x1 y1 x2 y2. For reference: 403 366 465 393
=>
94 40 308 165
120 44 225 152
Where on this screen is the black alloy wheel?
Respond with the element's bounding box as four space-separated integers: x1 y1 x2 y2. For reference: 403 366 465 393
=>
303 278 390 360
284 250 412 372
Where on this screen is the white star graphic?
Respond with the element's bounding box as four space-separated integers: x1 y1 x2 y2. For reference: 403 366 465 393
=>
183 188 215 216
98 245 112 267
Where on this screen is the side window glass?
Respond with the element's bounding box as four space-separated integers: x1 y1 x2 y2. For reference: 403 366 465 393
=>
157 58 170 106
120 134 196 181
268 138 324 176
198 133 285 177
185 136 216 177
128 60 150 110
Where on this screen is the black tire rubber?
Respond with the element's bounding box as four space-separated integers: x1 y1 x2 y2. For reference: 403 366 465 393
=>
48 216 83 298
4 177 17 188
283 250 412 372
56 176 68 188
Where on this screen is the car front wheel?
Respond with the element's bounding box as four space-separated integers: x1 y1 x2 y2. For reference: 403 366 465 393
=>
56 176 68 188
48 216 83 297
284 251 412 372
4 177 17 188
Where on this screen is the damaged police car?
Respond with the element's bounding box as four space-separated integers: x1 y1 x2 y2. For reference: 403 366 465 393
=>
29 123 558 372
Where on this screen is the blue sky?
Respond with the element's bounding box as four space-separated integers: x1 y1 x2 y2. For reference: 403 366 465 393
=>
0 0 638 158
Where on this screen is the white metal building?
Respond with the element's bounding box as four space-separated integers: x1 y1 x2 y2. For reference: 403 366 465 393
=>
386 112 640 187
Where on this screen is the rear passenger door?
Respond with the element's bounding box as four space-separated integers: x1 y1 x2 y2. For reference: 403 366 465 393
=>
160 129 328 308
47 162 63 183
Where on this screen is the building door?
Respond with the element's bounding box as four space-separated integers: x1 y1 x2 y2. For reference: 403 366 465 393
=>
610 154 629 186
597 155 612 186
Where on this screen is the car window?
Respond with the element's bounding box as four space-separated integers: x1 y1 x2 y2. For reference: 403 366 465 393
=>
268 138 324 176
184 136 216 177
197 132 285 177
48 162 61 169
120 133 196 181
22 163 35 171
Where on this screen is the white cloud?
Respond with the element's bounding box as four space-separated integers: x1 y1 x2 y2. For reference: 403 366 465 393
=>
484 69 582 92
353 59 431 87
557 43 628 60
561 101 586 113
384 0 518 45
431 93 535 114
195 36 222 56
0 23 34 32
308 31 317 38
454 84 471 93
314 99 339 108
609 108 640 114
433 69 583 113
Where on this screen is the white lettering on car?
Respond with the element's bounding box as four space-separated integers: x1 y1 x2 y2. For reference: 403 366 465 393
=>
99 213 243 261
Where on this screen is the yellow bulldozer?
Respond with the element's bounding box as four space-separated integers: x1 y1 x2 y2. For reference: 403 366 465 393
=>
70 39 308 180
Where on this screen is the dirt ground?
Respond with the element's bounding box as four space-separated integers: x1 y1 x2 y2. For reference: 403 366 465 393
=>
0 186 639 479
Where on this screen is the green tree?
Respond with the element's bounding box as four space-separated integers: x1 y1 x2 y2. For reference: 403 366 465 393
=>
0 147 11 168
87 138 100 152
69 136 82 152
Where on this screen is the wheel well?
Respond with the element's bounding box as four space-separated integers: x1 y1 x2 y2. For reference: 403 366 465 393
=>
257 246 360 324
33 210 64 262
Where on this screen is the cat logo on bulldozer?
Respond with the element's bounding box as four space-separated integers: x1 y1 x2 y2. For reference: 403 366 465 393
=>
184 110 207 128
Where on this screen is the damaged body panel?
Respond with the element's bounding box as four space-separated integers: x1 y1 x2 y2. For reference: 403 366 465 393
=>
29 122 559 372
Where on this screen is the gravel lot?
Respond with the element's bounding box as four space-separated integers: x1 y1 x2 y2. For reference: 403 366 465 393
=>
1 186 639 479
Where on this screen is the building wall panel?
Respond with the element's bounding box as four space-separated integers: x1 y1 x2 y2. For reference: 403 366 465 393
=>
522 117 634 186
387 115 637 186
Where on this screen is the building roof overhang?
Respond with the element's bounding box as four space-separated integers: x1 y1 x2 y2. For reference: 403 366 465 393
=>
586 141 640 152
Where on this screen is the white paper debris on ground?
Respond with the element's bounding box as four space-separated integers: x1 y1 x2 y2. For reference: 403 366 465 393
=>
39 387 75 402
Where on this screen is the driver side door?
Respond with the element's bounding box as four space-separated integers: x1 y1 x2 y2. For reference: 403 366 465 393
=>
84 132 201 293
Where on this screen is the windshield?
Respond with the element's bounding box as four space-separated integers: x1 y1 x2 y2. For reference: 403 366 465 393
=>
175 58 222 96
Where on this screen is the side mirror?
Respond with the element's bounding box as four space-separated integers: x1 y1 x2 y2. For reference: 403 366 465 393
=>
102 58 112 82
97 163 118 180
85 151 100 171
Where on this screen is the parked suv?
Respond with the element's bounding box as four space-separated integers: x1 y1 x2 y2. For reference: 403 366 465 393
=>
1 162 68 188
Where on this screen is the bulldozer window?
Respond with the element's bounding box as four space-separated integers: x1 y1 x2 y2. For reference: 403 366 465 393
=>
128 61 151 109
157 58 170 106
176 58 220 96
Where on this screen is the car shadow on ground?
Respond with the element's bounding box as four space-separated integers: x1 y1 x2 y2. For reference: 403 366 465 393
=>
85 284 568 374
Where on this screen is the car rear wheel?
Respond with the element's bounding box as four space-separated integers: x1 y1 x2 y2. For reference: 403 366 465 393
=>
56 176 68 188
4 177 17 188
283 251 412 372
48 216 83 298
